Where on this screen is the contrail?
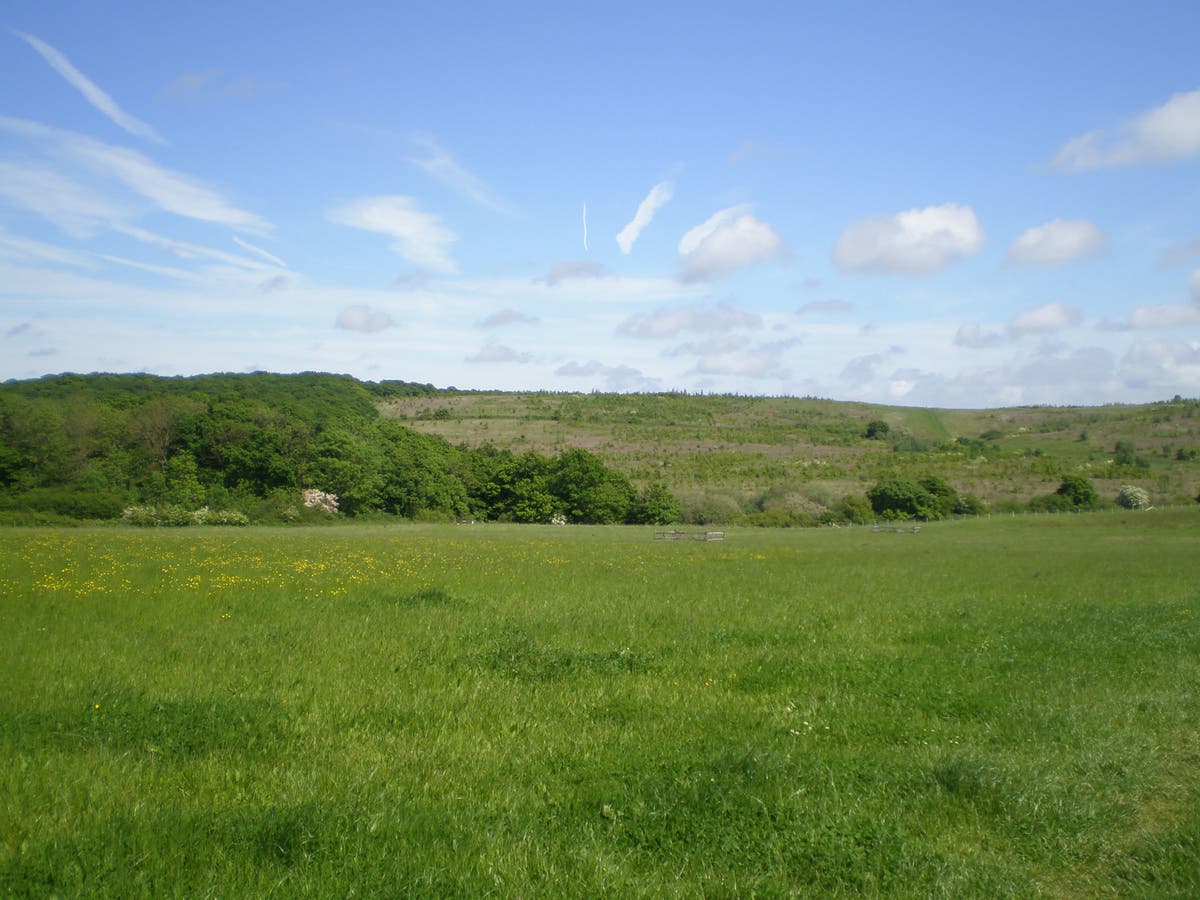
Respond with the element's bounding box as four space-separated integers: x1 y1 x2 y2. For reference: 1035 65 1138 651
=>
582 202 589 252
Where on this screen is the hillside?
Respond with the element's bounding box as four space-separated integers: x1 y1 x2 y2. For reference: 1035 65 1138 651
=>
2 373 1197 525
381 391 1200 517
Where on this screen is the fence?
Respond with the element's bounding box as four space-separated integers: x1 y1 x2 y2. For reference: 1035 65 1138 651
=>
654 530 725 542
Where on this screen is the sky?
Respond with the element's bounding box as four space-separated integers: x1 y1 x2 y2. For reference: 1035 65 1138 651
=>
2 1 1199 408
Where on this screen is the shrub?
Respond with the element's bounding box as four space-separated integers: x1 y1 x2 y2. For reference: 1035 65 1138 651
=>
1116 485 1150 510
1056 474 1100 509
867 478 941 521
864 420 890 440
824 494 874 525
953 493 987 516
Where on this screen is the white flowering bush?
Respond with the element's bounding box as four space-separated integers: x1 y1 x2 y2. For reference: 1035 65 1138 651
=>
302 489 339 514
1116 485 1150 510
549 513 567 526
193 506 250 526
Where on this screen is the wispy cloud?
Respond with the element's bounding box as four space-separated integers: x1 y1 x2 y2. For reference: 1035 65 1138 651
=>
335 305 396 333
1008 218 1106 266
555 360 660 391
679 212 786 282
465 343 533 364
115 225 280 273
796 300 854 316
407 135 508 212
668 334 798 379
477 308 538 328
164 68 286 100
954 322 1007 348
833 203 984 275
329 195 457 272
95 253 204 281
14 30 166 144
0 116 271 233
1008 301 1084 336
0 159 129 237
616 181 672 254
617 302 762 339
0 228 96 268
233 235 288 268
1052 86 1200 170
535 260 609 287
1159 236 1200 267
1100 304 1200 331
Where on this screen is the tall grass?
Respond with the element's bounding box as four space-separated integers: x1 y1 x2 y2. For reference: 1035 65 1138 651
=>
2 510 1198 895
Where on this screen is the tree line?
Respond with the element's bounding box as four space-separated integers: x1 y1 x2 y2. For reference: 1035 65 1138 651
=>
0 373 678 525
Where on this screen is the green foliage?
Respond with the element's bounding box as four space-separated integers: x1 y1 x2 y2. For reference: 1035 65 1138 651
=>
628 480 681 525
867 478 942 520
1056 474 1101 508
864 419 890 439
548 448 636 524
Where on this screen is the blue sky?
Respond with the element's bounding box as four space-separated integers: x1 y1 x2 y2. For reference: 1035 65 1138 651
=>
2 1 1199 407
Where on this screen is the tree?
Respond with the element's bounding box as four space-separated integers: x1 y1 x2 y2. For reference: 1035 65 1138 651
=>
628 480 681 525
547 448 635 524
864 420 890 440
1056 474 1099 509
867 478 940 520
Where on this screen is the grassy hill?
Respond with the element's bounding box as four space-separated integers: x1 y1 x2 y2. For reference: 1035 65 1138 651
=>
382 391 1200 515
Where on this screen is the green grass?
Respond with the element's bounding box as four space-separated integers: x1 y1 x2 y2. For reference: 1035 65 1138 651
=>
2 511 1199 895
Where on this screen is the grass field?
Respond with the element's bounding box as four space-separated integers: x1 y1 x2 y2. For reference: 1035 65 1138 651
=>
2 511 1198 896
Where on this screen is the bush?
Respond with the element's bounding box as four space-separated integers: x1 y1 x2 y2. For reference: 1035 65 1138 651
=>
867 478 941 521
824 494 874 525
1056 474 1100 509
1116 485 1150 510
953 493 987 516
193 507 250 526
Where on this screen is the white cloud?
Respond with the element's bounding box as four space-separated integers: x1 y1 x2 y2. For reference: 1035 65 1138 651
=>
465 343 533 364
1192 269 1200 302
1008 218 1106 266
95 253 203 281
616 181 672 254
555 360 659 391
954 322 1007 348
1052 86 1200 170
0 116 270 232
796 300 854 316
1128 305 1200 329
114 225 280 274
679 213 786 282
0 229 96 269
335 305 396 333
1120 339 1200 390
0 159 129 236
478 308 537 328
407 135 508 212
330 195 457 273
233 235 287 268
536 260 609 286
1008 301 1084 336
14 30 166 144
677 204 754 255
668 334 798 379
617 302 762 338
833 203 984 275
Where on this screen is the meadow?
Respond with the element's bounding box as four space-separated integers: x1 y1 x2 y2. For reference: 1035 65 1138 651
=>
2 511 1198 896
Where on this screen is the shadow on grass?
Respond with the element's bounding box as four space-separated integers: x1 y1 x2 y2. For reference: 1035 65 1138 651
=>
0 688 288 758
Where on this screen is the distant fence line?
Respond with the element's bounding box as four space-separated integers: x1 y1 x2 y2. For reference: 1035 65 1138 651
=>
654 530 725 542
